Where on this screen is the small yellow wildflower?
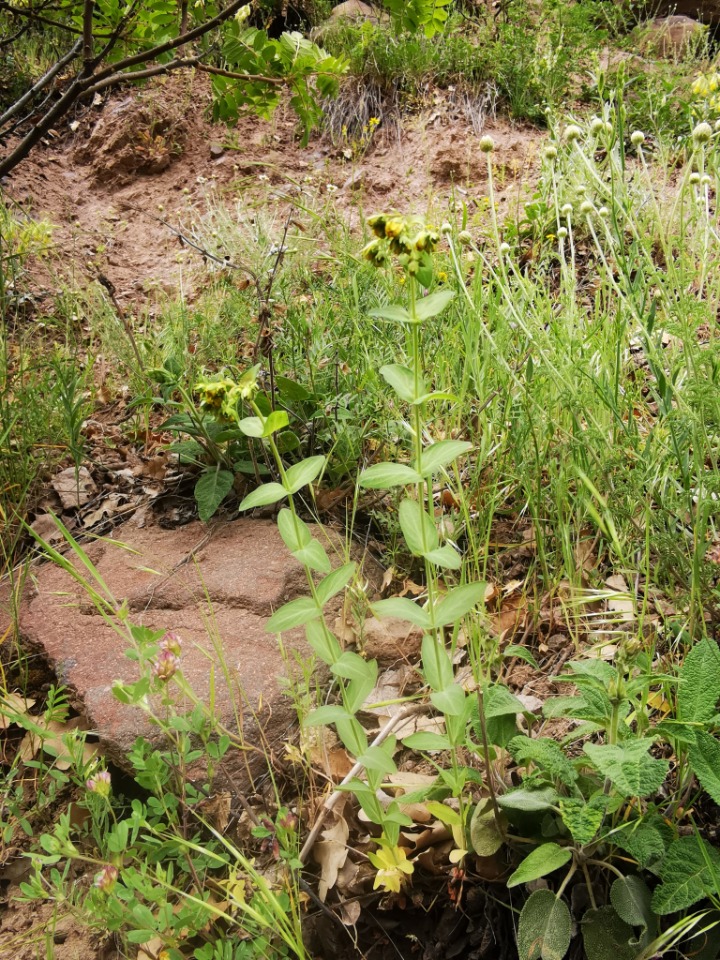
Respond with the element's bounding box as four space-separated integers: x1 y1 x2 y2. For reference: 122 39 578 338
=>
437 270 448 283
368 843 414 894
693 72 720 98
368 117 380 127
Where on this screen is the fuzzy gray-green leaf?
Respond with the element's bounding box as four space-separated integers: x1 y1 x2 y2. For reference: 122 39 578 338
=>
678 637 720 724
517 889 571 960
581 906 636 960
507 843 572 888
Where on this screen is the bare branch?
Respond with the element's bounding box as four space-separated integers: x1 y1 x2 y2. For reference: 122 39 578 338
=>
81 0 95 76
88 0 252 85
0 0 83 33
82 56 201 96
0 37 82 131
196 63 285 85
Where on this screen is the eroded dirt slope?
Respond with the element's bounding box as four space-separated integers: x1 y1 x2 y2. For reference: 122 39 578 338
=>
3 75 539 300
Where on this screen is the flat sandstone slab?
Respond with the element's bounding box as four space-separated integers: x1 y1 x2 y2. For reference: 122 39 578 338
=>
6 518 347 781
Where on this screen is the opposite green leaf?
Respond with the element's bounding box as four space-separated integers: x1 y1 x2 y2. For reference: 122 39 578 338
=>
316 561 356 606
399 498 438 556
401 731 451 751
358 462 424 489
517 889 571 960
283 455 325 494
265 596 320 633
371 597 431 629
369 304 413 324
293 539 332 574
434 582 487 626
304 705 350 727
277 507 311 552
421 633 454 692
424 545 462 569
380 363 422 403
507 843 572 888
239 482 288 511
305 620 341 665
417 439 473 476
261 409 290 437
414 289 455 320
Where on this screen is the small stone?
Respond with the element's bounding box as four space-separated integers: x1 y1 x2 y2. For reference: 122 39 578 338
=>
209 143 225 159
638 15 708 58
342 170 364 191
361 616 423 665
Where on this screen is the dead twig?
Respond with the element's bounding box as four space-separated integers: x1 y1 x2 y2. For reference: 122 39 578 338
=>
96 273 146 374
298 702 429 865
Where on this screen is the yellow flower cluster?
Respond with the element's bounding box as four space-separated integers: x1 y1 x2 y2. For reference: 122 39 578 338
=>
362 214 439 284
195 367 259 422
692 71 720 116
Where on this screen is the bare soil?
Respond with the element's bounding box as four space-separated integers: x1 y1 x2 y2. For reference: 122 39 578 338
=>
3 73 539 304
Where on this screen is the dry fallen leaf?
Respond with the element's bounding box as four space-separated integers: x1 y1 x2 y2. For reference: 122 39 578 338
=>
339 899 361 926
19 716 96 770
137 936 165 960
605 574 635 622
51 466 97 509
0 694 36 730
313 807 350 901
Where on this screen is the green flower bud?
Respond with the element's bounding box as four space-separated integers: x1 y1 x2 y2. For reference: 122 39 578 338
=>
693 122 713 144
479 135 495 153
564 124 582 142
630 130 645 147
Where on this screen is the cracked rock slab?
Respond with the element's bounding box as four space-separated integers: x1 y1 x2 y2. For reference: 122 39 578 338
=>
9 518 351 785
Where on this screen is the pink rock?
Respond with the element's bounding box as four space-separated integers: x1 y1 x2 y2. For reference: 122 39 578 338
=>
12 518 353 786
